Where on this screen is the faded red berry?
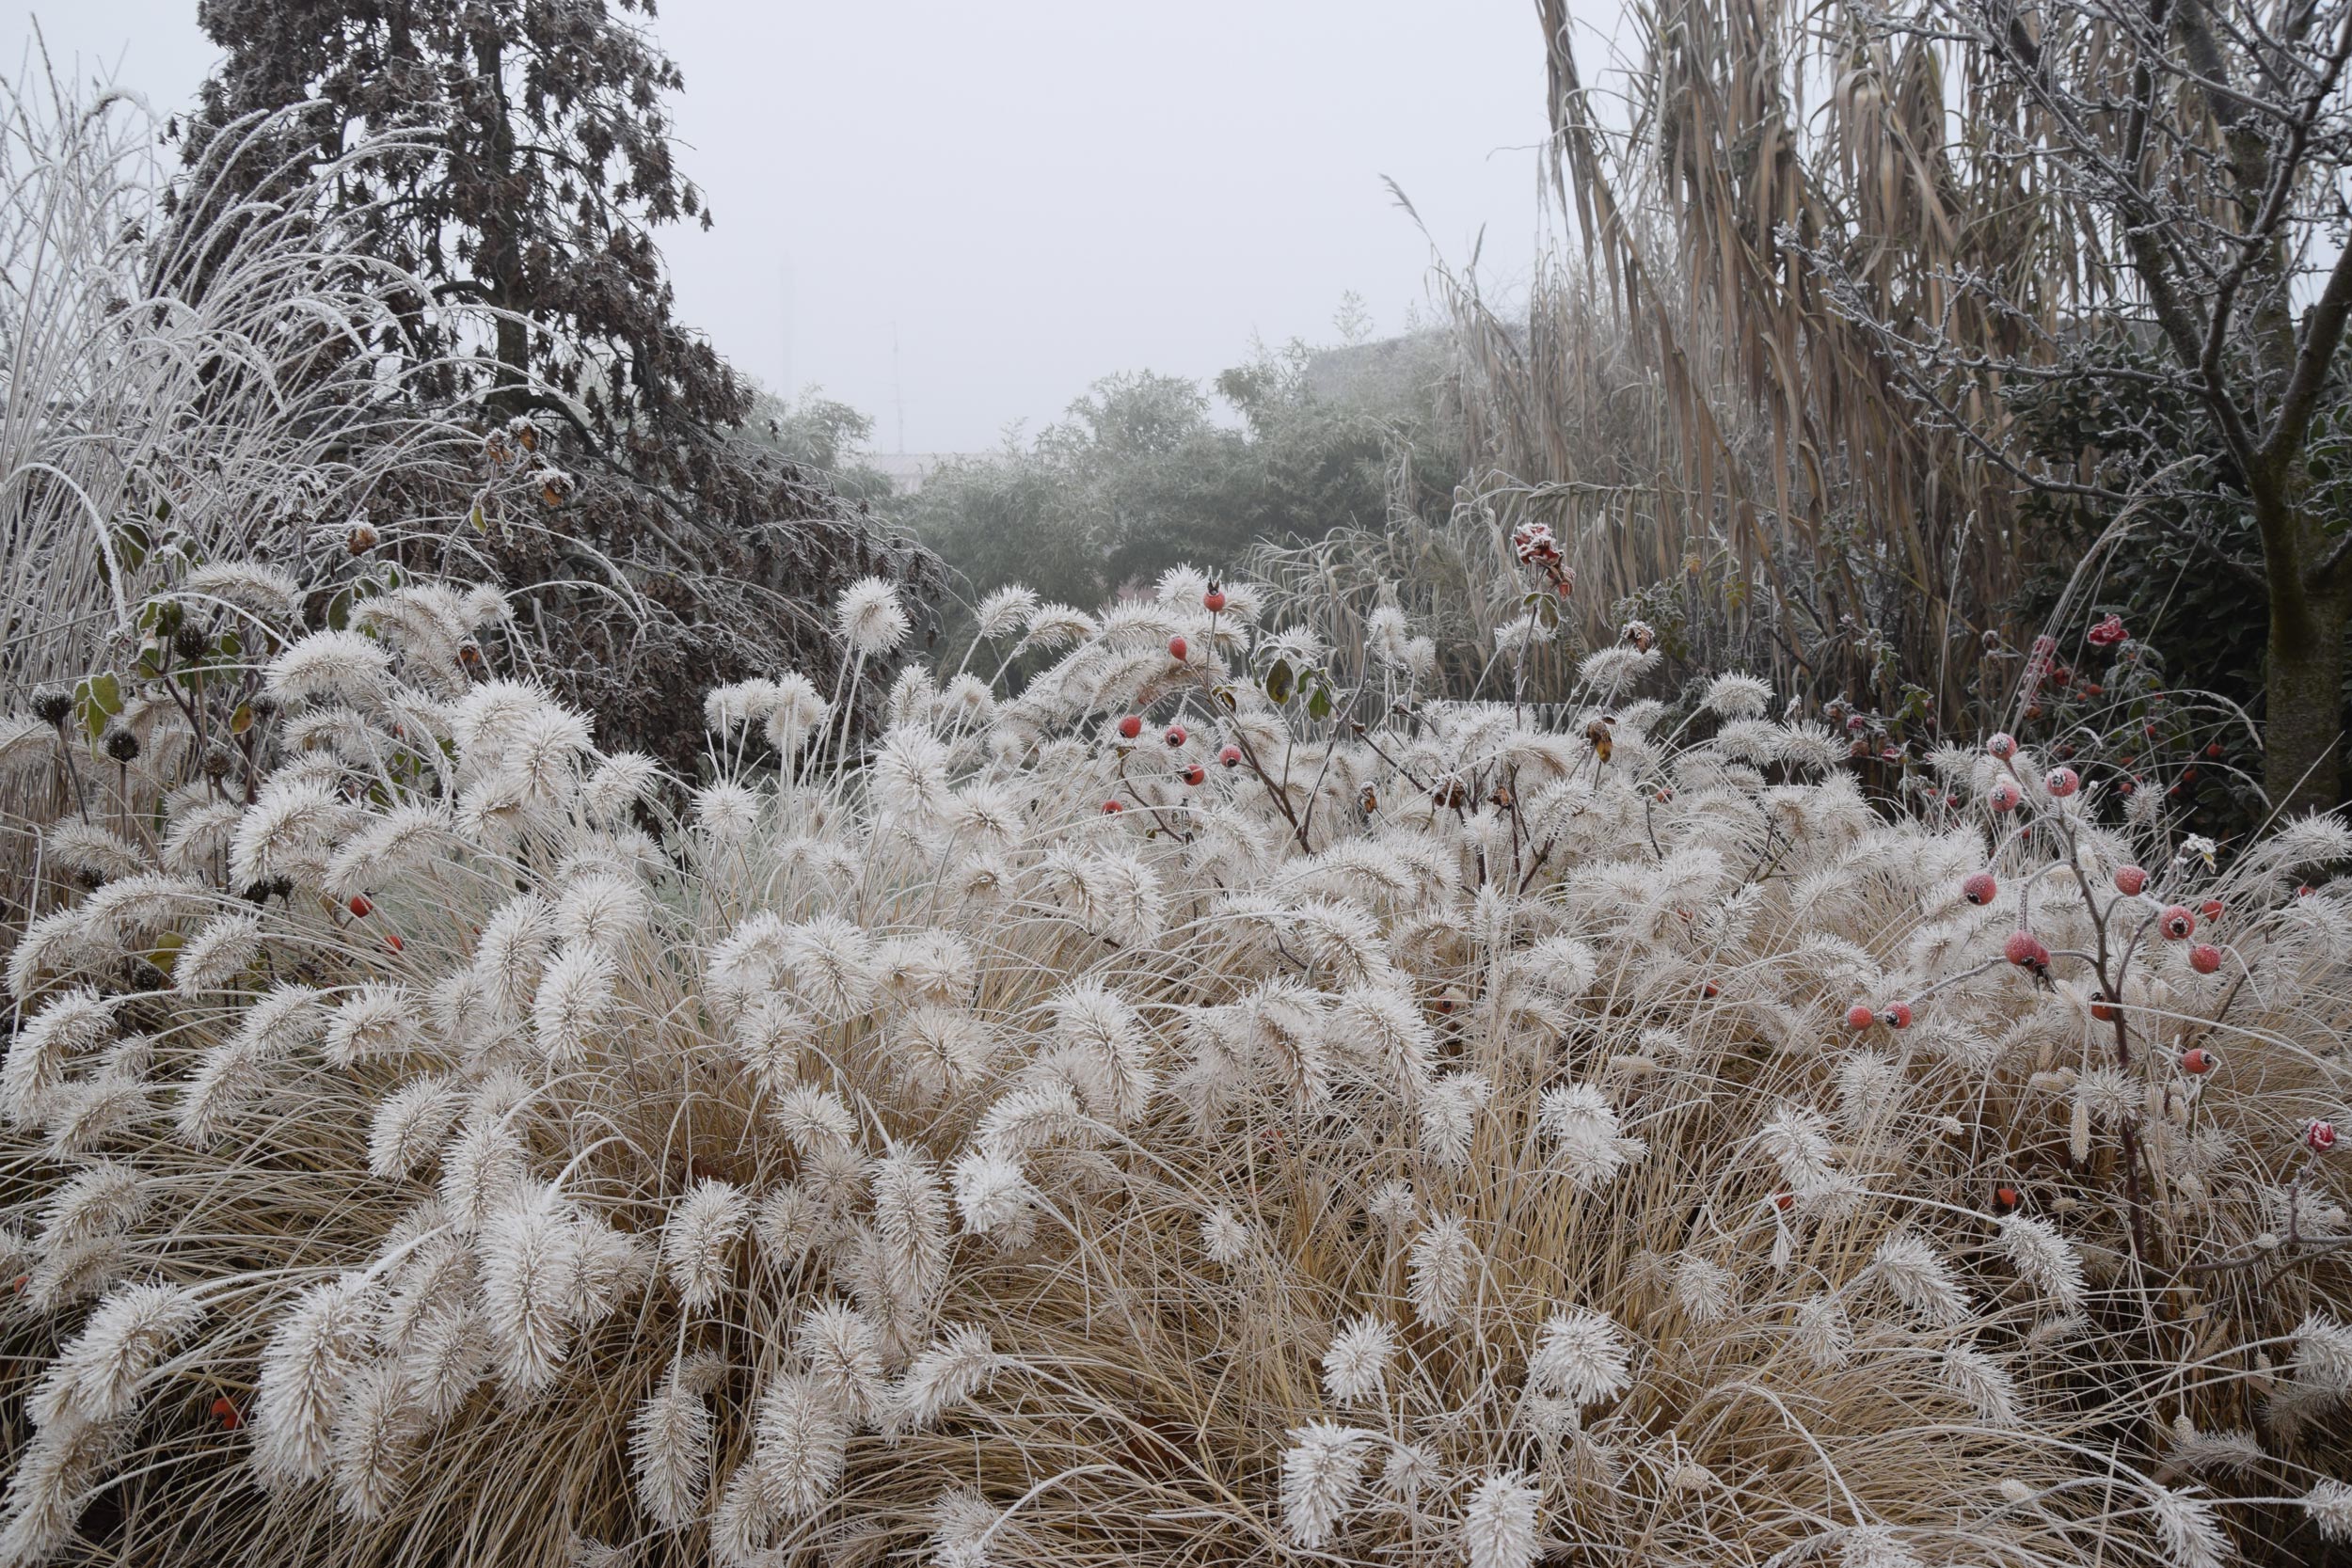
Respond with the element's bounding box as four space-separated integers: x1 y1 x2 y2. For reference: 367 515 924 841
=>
2158 905 2195 940
1994 1184 2021 1211
1774 1191 1794 1212
1847 1003 1877 1031
212 1397 240 1430
2187 942 2221 974
1181 763 1205 786
2044 767 2079 798
1168 635 1188 661
1202 585 1227 612
1164 724 1187 748
1988 781 2023 813
1102 800 1123 814
1963 871 1997 905
2180 1047 2217 1075
2114 865 2147 895
1218 744 1242 768
385 932 405 955
2004 930 2049 968
2090 992 2118 1022
2199 899 2222 922
2310 1119 2339 1153
1987 733 2017 759
1884 1002 1913 1028
1117 714 1143 739
347 895 373 919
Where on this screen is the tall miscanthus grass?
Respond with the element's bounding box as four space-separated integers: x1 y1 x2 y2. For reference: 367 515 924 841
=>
0 71 628 721
0 549 2347 1567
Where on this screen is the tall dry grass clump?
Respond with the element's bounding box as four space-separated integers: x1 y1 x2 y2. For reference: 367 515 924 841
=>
1 541 2347 1566
0 71 536 705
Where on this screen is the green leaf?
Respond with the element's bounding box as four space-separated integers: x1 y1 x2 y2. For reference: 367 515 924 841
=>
1264 658 1295 705
1307 683 1333 721
76 673 122 740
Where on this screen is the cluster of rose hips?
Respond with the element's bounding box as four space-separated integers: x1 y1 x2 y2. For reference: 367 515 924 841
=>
342 892 403 953
1102 583 1242 814
1850 725 2249 1087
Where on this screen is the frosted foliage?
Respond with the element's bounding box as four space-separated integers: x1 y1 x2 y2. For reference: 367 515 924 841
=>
0 559 2343 1568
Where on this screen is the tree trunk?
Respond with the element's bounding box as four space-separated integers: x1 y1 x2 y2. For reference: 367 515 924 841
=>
2265 571 2346 814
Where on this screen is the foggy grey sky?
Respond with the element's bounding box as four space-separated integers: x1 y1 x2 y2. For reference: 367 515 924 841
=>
7 3 1556 453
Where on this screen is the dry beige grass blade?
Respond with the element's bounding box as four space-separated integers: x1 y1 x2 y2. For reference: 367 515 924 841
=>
1508 0 2115 721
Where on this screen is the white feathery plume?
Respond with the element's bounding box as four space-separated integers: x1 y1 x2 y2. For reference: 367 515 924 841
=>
976 1082 1087 1157
1867 1234 1972 1325
890 1323 997 1432
322 801 450 898
369 1076 466 1178
2290 1313 2352 1396
631 1358 714 1528
771 1081 859 1155
781 914 880 1021
1757 1101 1838 1191
2145 1483 2228 1568
265 628 391 703
1994 1213 2086 1312
1794 1294 1853 1370
1408 1213 1479 1328
1462 1470 1541 1568
578 752 660 826
329 1363 422 1520
1200 1206 1251 1266
0 1412 132 1564
1528 1307 1632 1406
1048 979 1154 1126
37 1162 148 1247
554 871 650 950
181 561 303 618
177 1037 272 1146
661 1178 748 1310
1537 1082 1644 1189
1702 672 1772 719
324 984 421 1068
869 1145 950 1329
398 1303 488 1424
477 1183 579 1391
1321 1316 1397 1407
693 780 762 840
5 988 115 1125
1673 1254 1737 1324
762 673 833 750
949 1147 1036 1238
531 942 615 1064
795 1299 887 1423
835 577 912 655
439 1118 527 1236
175 910 263 995
228 775 348 890
2305 1481 2352 1543
1279 1421 1370 1547
251 1274 380 1487
1939 1342 2021 1426
29 1283 204 1429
